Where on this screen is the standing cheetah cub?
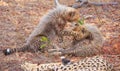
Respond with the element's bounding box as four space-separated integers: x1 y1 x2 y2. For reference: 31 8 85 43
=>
3 0 80 55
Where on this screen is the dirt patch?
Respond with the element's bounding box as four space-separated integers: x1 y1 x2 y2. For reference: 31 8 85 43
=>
0 0 120 70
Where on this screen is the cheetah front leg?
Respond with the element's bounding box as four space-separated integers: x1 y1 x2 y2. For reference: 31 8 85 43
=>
48 46 83 56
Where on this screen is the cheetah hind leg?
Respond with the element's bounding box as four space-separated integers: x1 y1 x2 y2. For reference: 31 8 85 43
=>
48 48 63 56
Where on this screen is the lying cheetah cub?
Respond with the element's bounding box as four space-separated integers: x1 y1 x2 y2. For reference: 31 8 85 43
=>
49 24 104 57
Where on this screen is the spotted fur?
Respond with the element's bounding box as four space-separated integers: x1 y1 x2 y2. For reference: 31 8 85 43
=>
22 56 114 71
49 24 104 57
3 0 80 55
61 25 92 44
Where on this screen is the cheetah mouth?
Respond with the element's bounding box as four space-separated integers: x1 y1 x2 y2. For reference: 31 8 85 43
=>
68 22 79 27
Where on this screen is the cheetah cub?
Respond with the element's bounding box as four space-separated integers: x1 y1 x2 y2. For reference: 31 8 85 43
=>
3 0 80 55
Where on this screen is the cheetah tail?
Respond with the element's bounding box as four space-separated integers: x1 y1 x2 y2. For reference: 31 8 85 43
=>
54 0 61 6
3 45 29 55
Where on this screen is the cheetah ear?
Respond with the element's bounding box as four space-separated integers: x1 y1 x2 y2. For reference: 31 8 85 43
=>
69 11 75 17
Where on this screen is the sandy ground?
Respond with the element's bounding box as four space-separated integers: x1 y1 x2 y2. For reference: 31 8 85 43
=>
0 0 120 70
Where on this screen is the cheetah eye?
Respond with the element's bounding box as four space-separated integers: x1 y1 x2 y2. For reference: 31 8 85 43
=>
69 11 75 17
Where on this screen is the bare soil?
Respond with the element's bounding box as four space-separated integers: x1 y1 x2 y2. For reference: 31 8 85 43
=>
0 0 120 70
